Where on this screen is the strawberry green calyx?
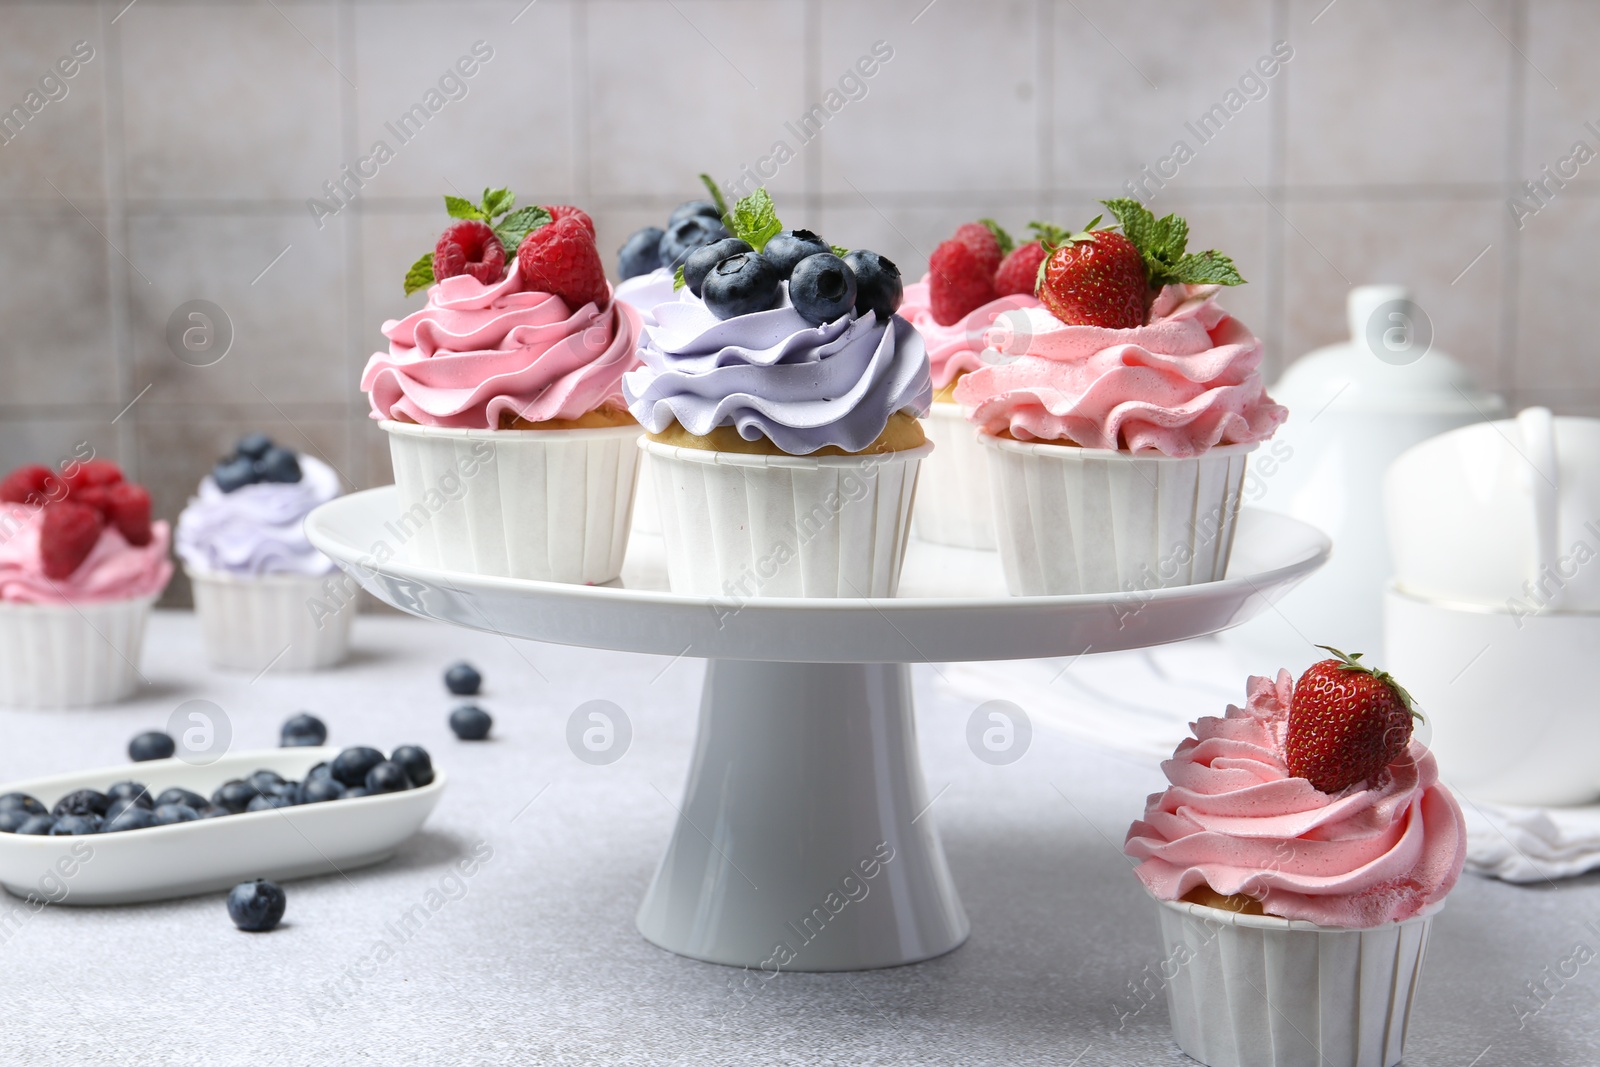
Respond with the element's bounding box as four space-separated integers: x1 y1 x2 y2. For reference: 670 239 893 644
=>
1032 214 1108 292
978 218 1015 255
1099 197 1245 289
1314 645 1423 721
1027 221 1071 247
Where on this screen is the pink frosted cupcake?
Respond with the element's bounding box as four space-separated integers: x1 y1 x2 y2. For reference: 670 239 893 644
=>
1124 654 1465 1067
361 189 643 584
0 460 172 707
954 200 1284 595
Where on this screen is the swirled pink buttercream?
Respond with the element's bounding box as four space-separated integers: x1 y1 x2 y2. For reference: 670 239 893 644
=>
362 262 642 429
0 505 172 604
954 284 1285 457
1124 670 1466 928
900 278 1041 391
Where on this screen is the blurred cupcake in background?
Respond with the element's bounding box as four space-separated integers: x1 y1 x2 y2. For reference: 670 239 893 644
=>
176 433 354 673
0 458 171 707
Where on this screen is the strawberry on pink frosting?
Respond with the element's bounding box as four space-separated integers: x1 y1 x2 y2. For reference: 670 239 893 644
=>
901 278 1041 391
953 284 1286 457
362 261 642 430
1124 670 1466 929
0 504 172 604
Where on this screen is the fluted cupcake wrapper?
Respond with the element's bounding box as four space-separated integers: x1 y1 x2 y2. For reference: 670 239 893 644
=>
641 438 930 599
188 568 356 672
1153 898 1438 1067
980 435 1254 596
912 402 996 550
0 596 155 708
380 420 641 585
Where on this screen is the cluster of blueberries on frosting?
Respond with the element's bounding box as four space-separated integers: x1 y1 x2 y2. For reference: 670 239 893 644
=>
211 433 302 494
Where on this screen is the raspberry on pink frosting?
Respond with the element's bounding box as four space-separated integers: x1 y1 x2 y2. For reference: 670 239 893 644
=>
362 261 642 430
900 278 1041 392
1124 670 1466 929
953 284 1286 457
0 505 172 604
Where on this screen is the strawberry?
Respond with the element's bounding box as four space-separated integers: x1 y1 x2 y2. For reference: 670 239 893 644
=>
105 482 153 547
952 221 1007 279
994 241 1049 297
1285 646 1422 794
433 220 507 286
0 465 63 506
544 204 595 238
928 239 995 326
1035 222 1149 329
517 214 610 312
39 501 104 580
64 459 123 493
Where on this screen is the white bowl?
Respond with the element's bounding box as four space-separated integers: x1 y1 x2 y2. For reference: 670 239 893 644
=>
0 747 444 904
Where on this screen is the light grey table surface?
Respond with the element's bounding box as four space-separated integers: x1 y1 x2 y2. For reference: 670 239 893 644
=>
0 610 1589 1067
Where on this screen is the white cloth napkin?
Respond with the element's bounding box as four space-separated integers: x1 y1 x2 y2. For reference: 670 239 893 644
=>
1456 800 1600 884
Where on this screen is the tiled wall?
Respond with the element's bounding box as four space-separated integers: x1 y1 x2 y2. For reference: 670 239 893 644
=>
1 0 1591 605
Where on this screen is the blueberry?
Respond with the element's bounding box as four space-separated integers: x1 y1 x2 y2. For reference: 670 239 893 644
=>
254 447 301 484
128 731 176 762
364 761 412 794
248 770 286 794
15 815 55 835
449 705 493 742
389 745 434 788
0 810 33 833
763 229 832 278
196 806 231 820
104 806 159 832
106 781 153 808
104 796 150 823
155 787 208 810
618 226 666 280
444 661 482 696
227 879 286 933
342 787 373 799
0 793 46 817
211 779 261 814
52 789 109 818
153 803 201 825
668 200 723 226
682 238 753 297
297 777 344 804
49 814 100 836
246 793 297 812
330 746 386 788
789 253 859 326
842 250 903 321
211 456 256 494
235 433 274 460
305 761 332 783
658 215 731 271
702 253 783 320
280 712 328 748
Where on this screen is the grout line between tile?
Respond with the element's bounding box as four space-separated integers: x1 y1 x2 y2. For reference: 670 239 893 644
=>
1499 0 1527 399
337 0 363 487
571 0 591 205
1035 0 1054 217
99 0 137 472
1264 0 1290 377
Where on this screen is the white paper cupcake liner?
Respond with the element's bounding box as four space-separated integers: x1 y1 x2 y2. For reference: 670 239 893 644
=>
912 401 995 549
0 596 155 708
1152 898 1438 1067
641 438 930 598
631 452 662 535
188 568 356 672
380 420 642 584
980 435 1254 596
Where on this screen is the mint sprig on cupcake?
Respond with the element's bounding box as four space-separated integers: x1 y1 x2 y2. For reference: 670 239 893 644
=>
403 188 554 296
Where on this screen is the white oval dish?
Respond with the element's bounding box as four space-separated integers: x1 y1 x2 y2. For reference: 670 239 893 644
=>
0 747 445 905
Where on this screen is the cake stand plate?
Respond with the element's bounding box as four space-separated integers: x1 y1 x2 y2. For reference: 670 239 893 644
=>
307 489 1328 971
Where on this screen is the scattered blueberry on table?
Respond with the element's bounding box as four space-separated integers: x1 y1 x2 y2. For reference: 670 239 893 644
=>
227 879 286 933
444 661 482 696
128 731 175 762
449 705 493 741
280 712 328 747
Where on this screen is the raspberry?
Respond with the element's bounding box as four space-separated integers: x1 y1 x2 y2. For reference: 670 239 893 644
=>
517 215 610 312
433 220 507 286
952 222 1003 279
0 465 63 507
928 239 995 326
544 205 595 238
39 501 104 580
65 459 123 493
105 482 153 547
994 241 1050 297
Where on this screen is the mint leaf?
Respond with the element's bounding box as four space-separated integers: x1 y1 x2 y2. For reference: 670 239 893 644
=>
1168 250 1245 286
673 264 687 291
493 205 551 252
830 244 850 258
727 188 782 252
979 219 1014 255
481 187 514 220
445 195 485 221
403 251 436 297
1101 198 1155 249
699 173 731 224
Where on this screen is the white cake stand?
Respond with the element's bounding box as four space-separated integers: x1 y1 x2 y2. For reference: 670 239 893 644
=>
307 489 1328 972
